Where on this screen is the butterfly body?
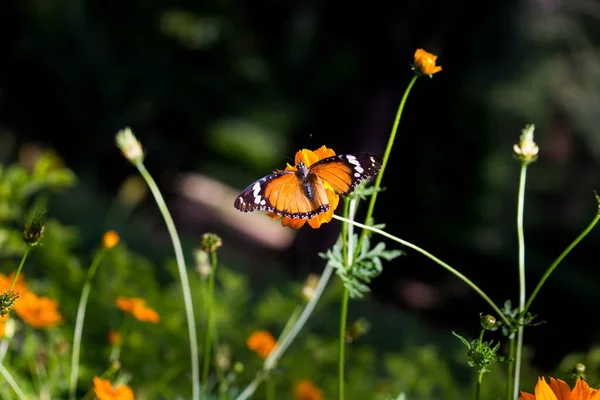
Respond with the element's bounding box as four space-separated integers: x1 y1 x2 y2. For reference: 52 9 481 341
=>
234 153 382 220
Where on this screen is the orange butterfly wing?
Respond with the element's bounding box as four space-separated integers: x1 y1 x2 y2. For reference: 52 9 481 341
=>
308 154 382 195
234 171 331 219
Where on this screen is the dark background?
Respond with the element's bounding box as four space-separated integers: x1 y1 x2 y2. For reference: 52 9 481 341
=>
3 0 600 375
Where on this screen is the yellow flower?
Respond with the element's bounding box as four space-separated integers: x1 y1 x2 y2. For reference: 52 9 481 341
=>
413 48 442 77
102 230 120 250
519 377 600 399
93 376 134 400
14 291 63 328
115 296 160 324
294 379 324 400
267 146 340 229
247 330 277 359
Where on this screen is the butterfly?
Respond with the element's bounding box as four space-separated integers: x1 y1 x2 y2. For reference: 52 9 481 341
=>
234 152 383 219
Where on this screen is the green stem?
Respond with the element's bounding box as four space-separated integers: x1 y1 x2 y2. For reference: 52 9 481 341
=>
338 287 349 400
235 263 335 400
137 163 200 400
333 215 510 327
342 199 350 266
8 247 31 292
475 371 484 400
524 213 600 315
69 250 106 400
0 363 27 400
505 336 515 400
355 75 419 257
201 251 218 395
512 165 528 400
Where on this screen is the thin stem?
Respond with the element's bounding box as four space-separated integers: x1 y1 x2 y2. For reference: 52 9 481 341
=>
355 75 419 257
201 251 218 395
512 165 528 400
524 213 600 315
338 287 349 400
333 215 511 327
69 250 106 400
475 371 484 400
0 363 27 400
236 263 335 400
505 336 516 400
137 163 200 400
8 247 31 292
342 199 350 266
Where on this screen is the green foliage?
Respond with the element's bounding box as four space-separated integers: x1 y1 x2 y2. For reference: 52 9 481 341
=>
320 233 403 298
0 153 572 400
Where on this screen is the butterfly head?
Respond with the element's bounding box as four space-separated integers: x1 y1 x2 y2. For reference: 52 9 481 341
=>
295 161 309 180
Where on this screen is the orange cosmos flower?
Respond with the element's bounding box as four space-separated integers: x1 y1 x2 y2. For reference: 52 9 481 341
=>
247 330 277 359
413 48 442 77
102 230 120 250
93 376 134 400
519 377 600 400
0 314 8 339
267 146 340 229
0 272 28 295
14 291 62 328
294 379 324 400
115 296 160 324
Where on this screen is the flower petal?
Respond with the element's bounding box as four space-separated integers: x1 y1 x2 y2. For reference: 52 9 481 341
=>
519 393 536 400
571 378 600 400
548 378 572 400
535 377 560 400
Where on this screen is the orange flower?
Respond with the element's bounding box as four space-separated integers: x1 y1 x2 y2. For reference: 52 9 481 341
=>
519 377 600 400
108 329 122 346
267 146 339 229
294 379 324 400
0 314 8 339
0 272 28 295
115 296 160 324
102 230 120 250
247 330 277 359
413 48 442 76
14 291 62 328
93 376 134 400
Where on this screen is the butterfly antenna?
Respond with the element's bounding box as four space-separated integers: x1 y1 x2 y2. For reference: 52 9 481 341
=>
272 148 294 163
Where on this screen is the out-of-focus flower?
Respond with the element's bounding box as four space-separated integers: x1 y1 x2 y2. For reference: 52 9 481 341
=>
115 127 145 165
513 124 539 165
247 330 277 359
14 291 62 328
0 314 8 339
115 296 160 324
0 272 28 294
200 233 222 253
102 231 120 250
93 376 134 400
294 379 324 400
301 274 320 302
519 377 600 400
23 211 46 247
413 49 442 77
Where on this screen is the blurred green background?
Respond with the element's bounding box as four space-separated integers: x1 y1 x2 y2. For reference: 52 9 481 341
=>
3 0 600 397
